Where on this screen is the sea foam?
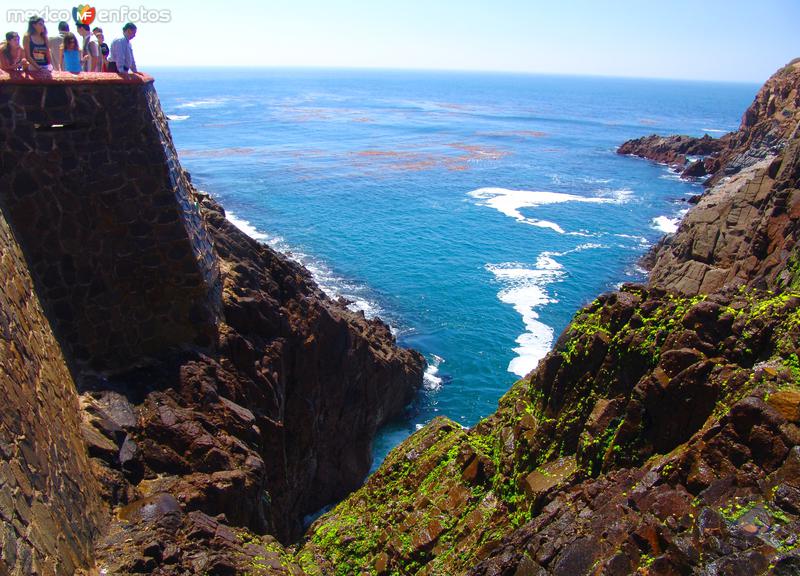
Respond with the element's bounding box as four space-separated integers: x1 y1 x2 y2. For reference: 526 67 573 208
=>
224 210 384 322
651 208 689 234
423 354 445 390
176 98 229 109
226 211 270 241
487 243 607 377
487 257 563 378
468 187 629 234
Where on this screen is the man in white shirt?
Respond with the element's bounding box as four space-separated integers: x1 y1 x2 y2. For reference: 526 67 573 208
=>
108 22 138 74
48 21 69 71
76 23 100 72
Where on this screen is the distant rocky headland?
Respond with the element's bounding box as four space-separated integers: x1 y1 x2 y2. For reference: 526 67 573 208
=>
1 58 799 575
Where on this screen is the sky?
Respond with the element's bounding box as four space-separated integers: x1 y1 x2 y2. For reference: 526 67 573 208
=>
3 0 799 82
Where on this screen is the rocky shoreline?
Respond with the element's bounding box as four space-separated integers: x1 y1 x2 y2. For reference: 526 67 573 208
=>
1 59 799 574
0 73 424 574
85 191 427 571
617 58 800 188
287 60 800 575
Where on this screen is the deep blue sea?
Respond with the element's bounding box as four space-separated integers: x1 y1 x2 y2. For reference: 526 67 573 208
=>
151 67 758 468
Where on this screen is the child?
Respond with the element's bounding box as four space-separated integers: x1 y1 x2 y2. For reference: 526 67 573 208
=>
60 32 82 73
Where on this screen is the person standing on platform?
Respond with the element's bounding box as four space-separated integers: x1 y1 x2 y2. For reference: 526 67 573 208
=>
48 21 69 71
93 27 109 71
60 32 83 73
77 23 100 72
108 22 138 74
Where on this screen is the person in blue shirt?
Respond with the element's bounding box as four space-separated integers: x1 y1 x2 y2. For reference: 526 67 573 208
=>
60 32 83 73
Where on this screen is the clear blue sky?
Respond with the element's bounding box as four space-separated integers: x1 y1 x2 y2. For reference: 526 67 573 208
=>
4 0 798 81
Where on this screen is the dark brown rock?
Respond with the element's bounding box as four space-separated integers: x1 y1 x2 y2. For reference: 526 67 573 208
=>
618 133 725 171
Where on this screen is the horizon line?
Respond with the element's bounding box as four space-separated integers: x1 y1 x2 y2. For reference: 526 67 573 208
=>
143 64 767 86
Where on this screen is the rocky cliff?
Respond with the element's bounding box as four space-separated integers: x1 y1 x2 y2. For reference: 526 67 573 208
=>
618 58 800 184
0 72 423 574
287 61 800 575
640 60 800 295
2 61 799 575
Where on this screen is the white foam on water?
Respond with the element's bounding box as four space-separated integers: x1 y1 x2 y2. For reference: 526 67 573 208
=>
423 354 445 390
167 114 190 121
487 259 563 378
226 211 270 241
651 215 680 233
288 250 385 321
615 233 649 244
468 187 628 234
487 243 607 377
224 210 385 322
651 208 689 234
603 188 635 203
176 98 229 109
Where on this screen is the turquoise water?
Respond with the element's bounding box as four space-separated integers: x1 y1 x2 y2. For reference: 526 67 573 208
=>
152 68 758 467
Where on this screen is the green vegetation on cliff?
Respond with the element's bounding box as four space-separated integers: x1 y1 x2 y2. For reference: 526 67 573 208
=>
299 284 800 575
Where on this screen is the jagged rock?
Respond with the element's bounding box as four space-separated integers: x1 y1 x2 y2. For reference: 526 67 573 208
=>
293 57 800 567
3 45 800 576
1 72 425 574
617 133 725 172
618 59 800 187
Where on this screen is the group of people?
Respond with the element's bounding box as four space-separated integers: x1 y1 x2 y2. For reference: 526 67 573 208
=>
0 16 138 75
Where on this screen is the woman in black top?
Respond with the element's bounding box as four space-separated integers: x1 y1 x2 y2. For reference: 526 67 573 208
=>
23 16 52 71
93 28 109 71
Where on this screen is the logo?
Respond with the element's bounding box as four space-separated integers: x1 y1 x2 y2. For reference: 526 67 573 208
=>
73 4 97 25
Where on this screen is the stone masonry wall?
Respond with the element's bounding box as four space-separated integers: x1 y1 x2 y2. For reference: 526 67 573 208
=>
0 74 221 371
0 210 103 575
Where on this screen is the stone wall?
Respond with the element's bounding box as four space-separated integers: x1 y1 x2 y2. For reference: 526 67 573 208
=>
0 73 221 371
0 210 103 575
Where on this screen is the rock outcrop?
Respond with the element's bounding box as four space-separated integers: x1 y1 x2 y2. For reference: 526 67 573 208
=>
2 61 799 576
618 58 800 184
617 133 727 178
292 61 800 575
0 72 424 574
645 59 800 296
299 285 800 575
647 148 800 294
86 193 425 573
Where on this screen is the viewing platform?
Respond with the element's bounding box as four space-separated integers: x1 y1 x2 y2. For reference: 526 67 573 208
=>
0 69 221 371
0 69 154 84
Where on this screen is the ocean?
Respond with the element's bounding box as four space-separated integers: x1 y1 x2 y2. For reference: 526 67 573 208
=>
151 67 758 468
